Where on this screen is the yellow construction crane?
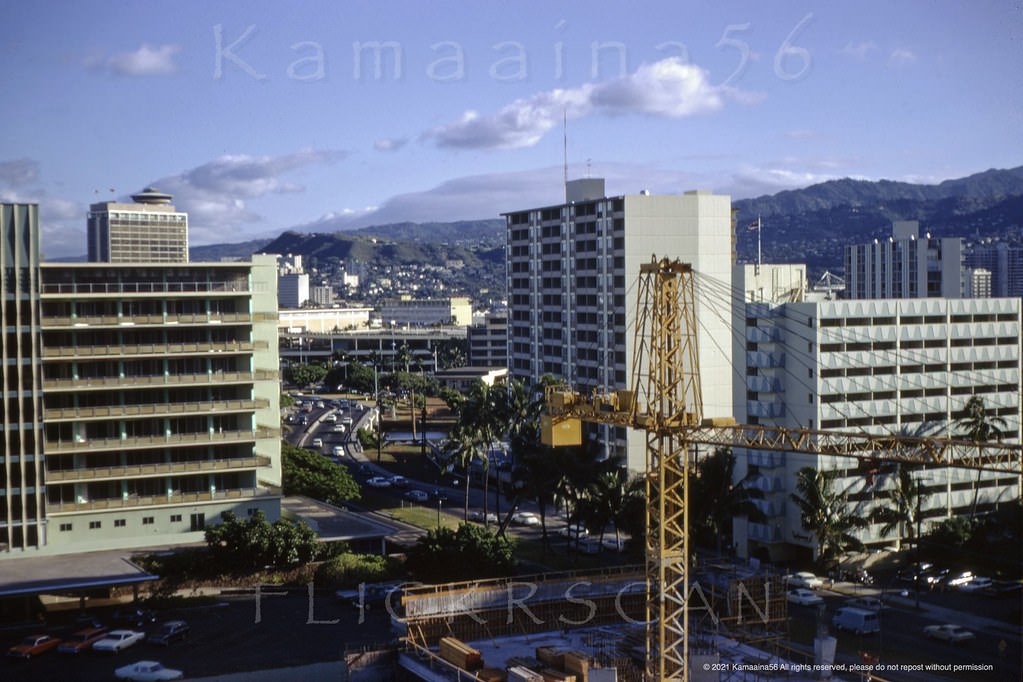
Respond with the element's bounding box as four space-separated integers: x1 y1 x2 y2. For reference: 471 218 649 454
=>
541 257 1023 682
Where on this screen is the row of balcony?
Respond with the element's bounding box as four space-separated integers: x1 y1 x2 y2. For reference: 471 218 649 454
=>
42 340 267 359
45 427 278 454
45 455 272 483
45 485 280 515
43 369 279 391
41 280 250 296
44 398 270 422
42 312 253 328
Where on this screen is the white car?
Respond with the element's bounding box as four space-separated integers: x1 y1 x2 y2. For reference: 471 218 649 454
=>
786 589 824 606
785 571 824 590
93 629 145 652
311 438 324 449
845 596 887 612
114 660 184 681
468 510 498 523
511 511 541 526
332 445 345 457
365 476 392 488
558 524 589 539
923 624 975 644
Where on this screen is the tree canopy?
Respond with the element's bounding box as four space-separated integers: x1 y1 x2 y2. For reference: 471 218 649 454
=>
405 522 515 582
205 510 319 571
282 441 361 504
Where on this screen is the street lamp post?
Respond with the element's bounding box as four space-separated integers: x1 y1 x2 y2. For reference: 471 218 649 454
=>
437 499 442 530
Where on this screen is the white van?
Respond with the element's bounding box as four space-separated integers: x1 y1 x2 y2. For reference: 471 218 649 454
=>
831 607 880 635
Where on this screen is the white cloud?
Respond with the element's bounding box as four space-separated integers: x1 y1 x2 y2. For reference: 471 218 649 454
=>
840 41 878 61
888 48 917 67
152 148 346 228
426 57 762 150
374 137 408 152
105 44 182 76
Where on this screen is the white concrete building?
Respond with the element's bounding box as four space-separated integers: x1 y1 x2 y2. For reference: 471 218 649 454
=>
376 296 472 327
87 187 188 264
505 179 735 470
731 282 1022 563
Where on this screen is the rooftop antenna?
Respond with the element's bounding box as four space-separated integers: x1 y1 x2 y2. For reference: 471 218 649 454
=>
562 108 568 187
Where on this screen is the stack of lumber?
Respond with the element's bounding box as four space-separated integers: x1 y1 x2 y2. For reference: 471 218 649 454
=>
438 636 483 671
540 669 576 681
476 668 507 682
508 666 545 682
562 651 590 682
536 647 565 669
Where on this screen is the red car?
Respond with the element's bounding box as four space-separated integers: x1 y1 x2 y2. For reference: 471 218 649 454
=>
58 627 108 654
7 634 62 659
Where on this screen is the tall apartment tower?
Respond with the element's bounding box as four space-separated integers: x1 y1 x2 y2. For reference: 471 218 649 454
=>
843 221 963 299
504 179 735 470
0 204 47 551
732 270 1021 563
87 187 189 263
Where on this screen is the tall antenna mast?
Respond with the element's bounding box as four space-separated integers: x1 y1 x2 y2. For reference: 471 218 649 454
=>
563 108 568 187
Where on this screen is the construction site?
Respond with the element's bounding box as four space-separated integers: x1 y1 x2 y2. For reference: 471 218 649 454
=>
350 258 1023 682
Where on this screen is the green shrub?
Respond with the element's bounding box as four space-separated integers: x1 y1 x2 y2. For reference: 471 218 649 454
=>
315 552 399 588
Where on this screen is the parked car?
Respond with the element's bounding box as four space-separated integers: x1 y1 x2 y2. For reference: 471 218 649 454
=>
114 660 184 681
336 582 402 610
786 589 824 606
365 476 391 488
389 475 409 489
558 524 589 539
831 607 880 634
511 511 541 527
58 627 108 654
845 597 887 612
785 572 824 590
148 620 190 646
601 536 630 552
467 510 498 523
403 489 430 503
113 608 157 628
7 634 61 659
958 576 993 593
311 438 324 449
923 624 975 644
93 629 146 652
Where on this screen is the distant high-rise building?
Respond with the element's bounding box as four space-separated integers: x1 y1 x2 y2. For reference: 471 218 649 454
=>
965 242 1023 298
0 204 47 551
278 273 310 308
504 179 735 470
87 187 189 263
844 221 963 299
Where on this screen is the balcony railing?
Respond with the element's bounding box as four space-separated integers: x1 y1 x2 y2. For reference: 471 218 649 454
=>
44 428 277 454
43 371 262 391
46 485 281 514
42 312 253 328
42 341 255 359
42 280 250 296
45 455 272 483
44 398 269 422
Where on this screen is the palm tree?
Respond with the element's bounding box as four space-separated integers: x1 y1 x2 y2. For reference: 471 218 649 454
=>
446 423 482 521
869 465 926 550
510 447 559 551
691 448 766 555
579 459 644 552
955 395 1006 517
790 467 868 568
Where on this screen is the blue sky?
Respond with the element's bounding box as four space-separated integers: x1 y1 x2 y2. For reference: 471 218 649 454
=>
2 1 1021 257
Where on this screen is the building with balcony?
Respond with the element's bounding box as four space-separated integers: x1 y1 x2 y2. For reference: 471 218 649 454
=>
87 187 189 263
466 311 508 368
31 256 282 554
965 241 1023 298
732 274 1022 563
504 179 735 470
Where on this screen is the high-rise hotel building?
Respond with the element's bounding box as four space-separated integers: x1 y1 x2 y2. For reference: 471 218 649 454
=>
87 187 189 263
504 179 735 470
2 203 281 555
